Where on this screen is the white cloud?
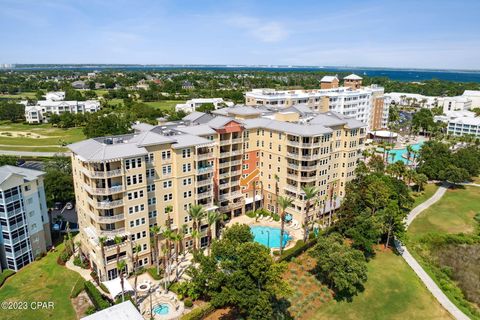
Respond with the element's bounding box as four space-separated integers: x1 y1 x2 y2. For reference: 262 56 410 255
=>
229 16 288 43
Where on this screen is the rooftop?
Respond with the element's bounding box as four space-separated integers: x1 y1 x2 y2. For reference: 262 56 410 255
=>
0 165 45 185
344 74 363 80
81 301 143 320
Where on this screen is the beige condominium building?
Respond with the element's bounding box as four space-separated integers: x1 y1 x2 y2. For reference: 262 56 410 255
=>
69 105 365 281
245 74 388 131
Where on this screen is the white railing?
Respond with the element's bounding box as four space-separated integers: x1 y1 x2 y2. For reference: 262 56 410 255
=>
100 228 126 237
197 166 214 175
197 152 214 160
196 179 212 187
97 214 125 223
97 199 124 209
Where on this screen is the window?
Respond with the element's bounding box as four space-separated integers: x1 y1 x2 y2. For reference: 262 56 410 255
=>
149 210 158 218
163 180 172 188
145 153 154 163
182 149 191 158
147 184 156 192
162 165 172 175
24 185 31 192
126 174 143 185
146 168 155 179
125 157 142 169
127 190 144 200
183 191 192 198
182 178 192 186
161 150 171 160
164 194 173 201
148 197 157 205
182 163 192 173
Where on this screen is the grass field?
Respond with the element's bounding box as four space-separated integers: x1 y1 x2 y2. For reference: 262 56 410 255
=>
0 92 37 99
0 243 82 320
0 122 85 152
411 183 440 208
312 249 452 320
408 186 480 239
143 100 183 112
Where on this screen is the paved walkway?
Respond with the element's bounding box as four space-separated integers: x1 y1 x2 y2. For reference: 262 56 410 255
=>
395 183 470 320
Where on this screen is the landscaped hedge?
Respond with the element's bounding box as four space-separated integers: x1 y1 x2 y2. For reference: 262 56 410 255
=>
275 239 317 262
180 303 214 320
84 281 111 310
147 266 163 280
0 270 15 287
70 279 86 298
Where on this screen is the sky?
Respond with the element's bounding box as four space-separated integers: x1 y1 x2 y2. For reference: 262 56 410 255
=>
1 0 480 69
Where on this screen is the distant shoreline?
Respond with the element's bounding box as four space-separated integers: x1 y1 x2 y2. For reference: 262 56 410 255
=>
2 64 480 82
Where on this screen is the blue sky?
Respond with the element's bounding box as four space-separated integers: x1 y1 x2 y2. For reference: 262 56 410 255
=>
1 0 479 69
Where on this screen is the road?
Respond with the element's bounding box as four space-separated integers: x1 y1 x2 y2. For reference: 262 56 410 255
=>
0 150 70 157
395 183 470 320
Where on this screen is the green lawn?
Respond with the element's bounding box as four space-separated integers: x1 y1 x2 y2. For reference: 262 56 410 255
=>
0 122 85 151
143 100 183 112
313 250 452 320
0 243 82 320
411 183 440 208
409 186 480 238
0 92 37 100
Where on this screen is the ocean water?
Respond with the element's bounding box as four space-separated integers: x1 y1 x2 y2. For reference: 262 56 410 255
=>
6 65 480 83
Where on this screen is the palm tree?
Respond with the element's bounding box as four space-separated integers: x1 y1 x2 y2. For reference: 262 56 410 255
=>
165 205 173 229
206 211 221 255
302 186 319 242
114 235 122 277
278 196 294 256
116 260 126 302
98 236 107 281
149 225 161 277
188 204 206 251
274 174 280 214
133 244 141 305
252 180 257 213
172 232 182 281
405 145 414 167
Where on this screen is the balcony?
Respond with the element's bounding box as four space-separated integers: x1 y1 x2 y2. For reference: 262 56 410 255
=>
287 162 299 170
0 207 24 219
219 139 231 146
218 161 231 169
197 152 214 160
85 185 124 195
218 172 230 179
299 175 317 182
0 194 21 205
231 137 243 144
287 173 298 180
286 152 299 159
231 150 242 156
96 199 124 209
197 166 214 175
218 182 230 189
196 179 212 187
97 214 125 223
219 191 242 201
287 140 301 146
99 228 127 237
219 201 243 213
196 191 212 200
230 170 242 176
82 168 122 179
284 184 299 193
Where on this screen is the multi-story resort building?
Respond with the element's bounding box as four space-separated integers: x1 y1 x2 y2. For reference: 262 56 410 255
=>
175 98 234 113
69 104 366 281
0 166 51 271
245 74 388 131
22 91 101 124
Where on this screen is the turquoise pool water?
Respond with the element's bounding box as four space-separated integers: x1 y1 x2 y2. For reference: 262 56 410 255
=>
379 142 424 164
250 226 291 249
153 303 170 315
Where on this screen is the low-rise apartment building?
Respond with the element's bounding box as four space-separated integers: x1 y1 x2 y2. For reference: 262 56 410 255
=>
69 105 366 281
447 115 480 137
175 98 234 113
22 91 101 124
0 166 51 271
245 74 387 131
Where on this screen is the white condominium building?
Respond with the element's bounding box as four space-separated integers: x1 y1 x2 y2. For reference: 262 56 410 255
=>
0 166 51 271
245 74 388 131
175 98 234 113
447 115 480 137
22 91 101 124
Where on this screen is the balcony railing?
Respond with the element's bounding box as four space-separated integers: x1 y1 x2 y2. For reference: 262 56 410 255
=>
82 168 122 178
230 170 242 176
196 191 212 200
99 228 127 237
85 185 124 195
96 199 124 209
197 152 214 160
231 137 243 144
196 179 212 187
97 214 125 223
287 163 299 170
197 166 214 175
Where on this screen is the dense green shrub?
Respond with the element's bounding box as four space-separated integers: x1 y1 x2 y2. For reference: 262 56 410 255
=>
0 269 15 287
84 281 110 310
184 298 193 308
274 240 316 262
147 267 163 280
73 255 89 269
70 279 86 298
246 210 256 218
57 249 72 265
180 303 214 320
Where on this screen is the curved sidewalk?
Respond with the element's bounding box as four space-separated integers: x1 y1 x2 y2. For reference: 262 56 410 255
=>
395 183 470 320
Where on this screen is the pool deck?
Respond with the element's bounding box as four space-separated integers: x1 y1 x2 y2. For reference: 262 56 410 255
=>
225 215 303 251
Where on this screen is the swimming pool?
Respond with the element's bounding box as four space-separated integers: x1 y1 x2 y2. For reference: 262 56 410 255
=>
153 303 170 315
250 226 292 249
381 142 423 164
